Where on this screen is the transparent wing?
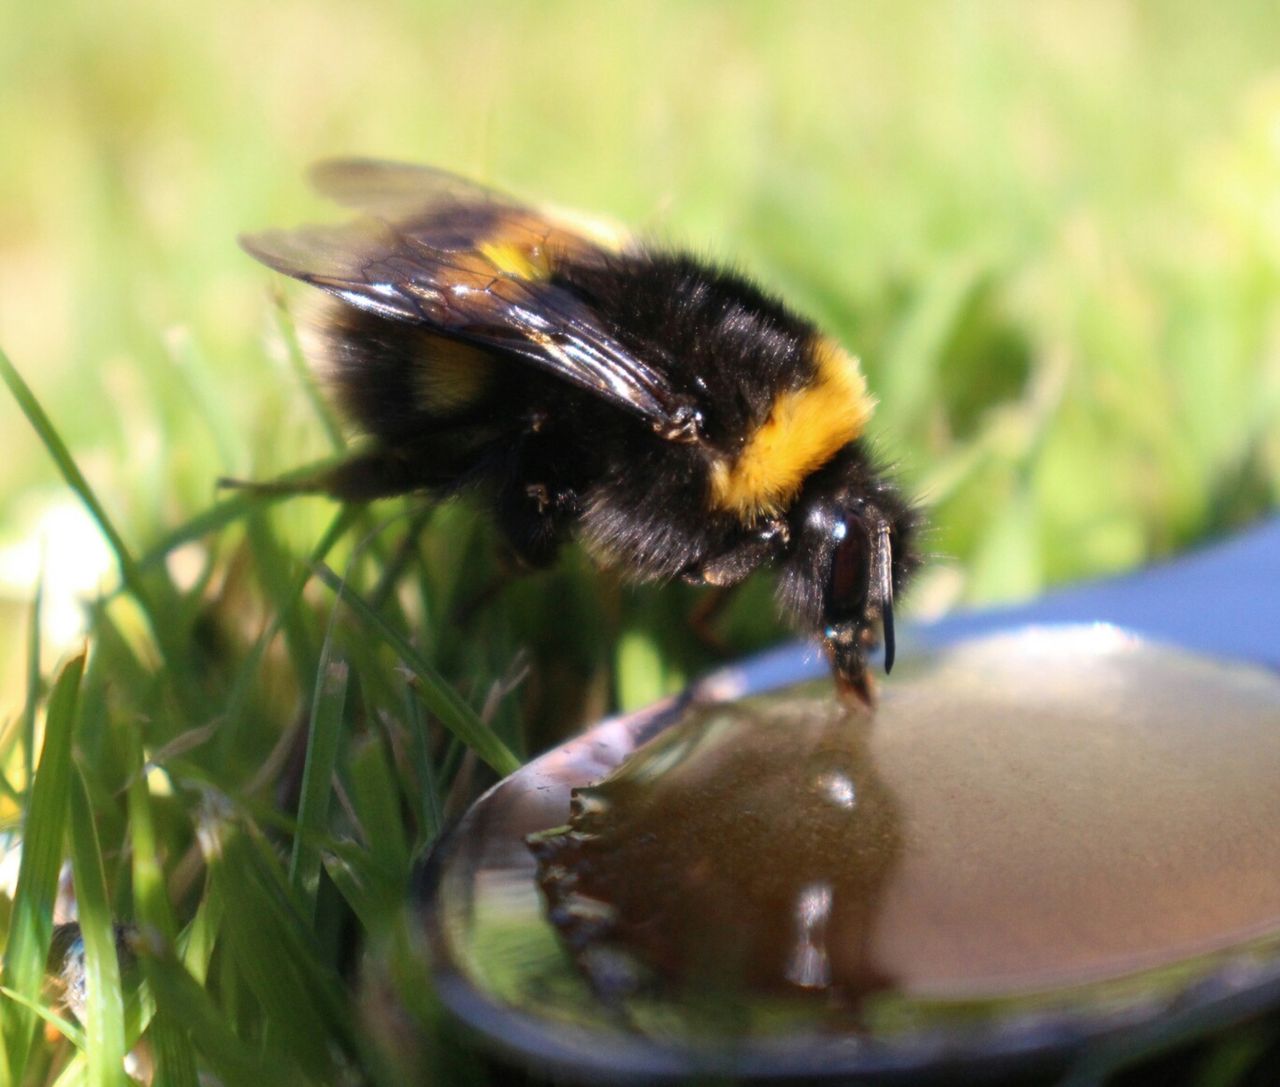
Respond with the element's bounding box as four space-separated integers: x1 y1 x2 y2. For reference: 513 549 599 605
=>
308 159 506 217
242 161 698 436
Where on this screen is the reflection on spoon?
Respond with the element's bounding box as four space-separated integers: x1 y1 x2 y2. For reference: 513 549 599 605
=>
528 695 902 1004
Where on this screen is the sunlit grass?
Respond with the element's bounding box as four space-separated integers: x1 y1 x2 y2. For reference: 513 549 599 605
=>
0 1 1277 1083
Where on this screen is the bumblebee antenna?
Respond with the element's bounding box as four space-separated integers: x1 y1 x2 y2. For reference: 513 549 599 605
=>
874 519 896 673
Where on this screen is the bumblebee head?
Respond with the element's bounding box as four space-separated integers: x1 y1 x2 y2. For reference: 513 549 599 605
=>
779 449 917 708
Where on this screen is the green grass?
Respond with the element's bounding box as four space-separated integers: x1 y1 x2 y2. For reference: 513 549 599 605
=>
1 2 1278 1083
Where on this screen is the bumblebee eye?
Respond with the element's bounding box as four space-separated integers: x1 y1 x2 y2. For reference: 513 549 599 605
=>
826 522 871 626
825 513 897 673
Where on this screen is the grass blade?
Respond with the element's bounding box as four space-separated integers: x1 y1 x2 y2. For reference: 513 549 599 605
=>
177 884 221 986
201 809 354 1080
22 573 42 791
347 735 410 888
132 451 352 575
67 767 128 1087
215 504 358 764
0 347 213 728
126 733 198 1087
132 938 297 1087
49 1052 88 1087
313 562 520 776
289 653 349 919
0 987 83 1049
1 652 84 1080
320 845 396 935
404 684 443 851
243 511 319 692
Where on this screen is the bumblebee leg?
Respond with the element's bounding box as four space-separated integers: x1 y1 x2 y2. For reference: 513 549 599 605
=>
218 448 442 501
682 518 790 587
451 476 575 627
495 474 579 569
321 449 428 501
679 520 790 655
688 585 737 656
453 497 569 628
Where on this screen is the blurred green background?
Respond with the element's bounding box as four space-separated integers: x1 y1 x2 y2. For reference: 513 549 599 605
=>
4 1 1279 705
1 2 1279 1082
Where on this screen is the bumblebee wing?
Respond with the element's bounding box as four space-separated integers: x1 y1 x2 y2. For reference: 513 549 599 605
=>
242 166 695 436
308 159 496 212
308 159 633 254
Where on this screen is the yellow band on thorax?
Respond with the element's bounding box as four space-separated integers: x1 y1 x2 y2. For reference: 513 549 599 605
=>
708 338 874 521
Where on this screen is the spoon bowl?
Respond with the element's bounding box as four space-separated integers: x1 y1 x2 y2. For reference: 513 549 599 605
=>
418 625 1280 1082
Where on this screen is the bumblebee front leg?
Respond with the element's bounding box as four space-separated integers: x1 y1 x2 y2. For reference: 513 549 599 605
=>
490 412 587 569
452 477 577 628
681 518 790 588
687 586 736 656
680 519 791 654
495 475 579 570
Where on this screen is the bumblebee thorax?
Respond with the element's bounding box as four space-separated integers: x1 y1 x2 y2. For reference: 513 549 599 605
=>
707 338 875 522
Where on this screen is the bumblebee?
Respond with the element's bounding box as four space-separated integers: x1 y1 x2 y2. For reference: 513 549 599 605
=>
242 160 920 704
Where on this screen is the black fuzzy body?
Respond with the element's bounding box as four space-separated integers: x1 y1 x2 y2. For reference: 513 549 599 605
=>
320 249 917 634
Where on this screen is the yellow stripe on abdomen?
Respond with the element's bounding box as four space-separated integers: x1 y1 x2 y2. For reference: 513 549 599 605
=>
478 241 551 281
709 338 874 521
413 335 495 414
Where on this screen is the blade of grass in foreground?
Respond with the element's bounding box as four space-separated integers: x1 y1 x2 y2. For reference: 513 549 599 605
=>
404 684 443 851
48 1050 88 1087
312 562 520 775
216 504 358 765
126 733 198 1087
204 813 355 1081
244 510 320 692
22 575 42 789
0 987 83 1049
348 735 411 889
289 651 349 920
132 939 295 1087
67 767 128 1087
2 653 84 1082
